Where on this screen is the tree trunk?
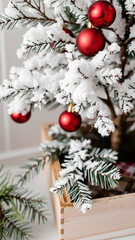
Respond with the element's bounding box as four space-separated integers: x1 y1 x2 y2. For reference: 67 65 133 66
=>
111 115 124 152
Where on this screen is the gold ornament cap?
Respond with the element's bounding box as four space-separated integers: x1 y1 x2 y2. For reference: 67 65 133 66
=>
87 21 96 29
68 102 74 112
62 23 65 28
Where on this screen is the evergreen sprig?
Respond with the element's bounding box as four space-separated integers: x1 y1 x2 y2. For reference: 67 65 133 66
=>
0 0 56 30
17 157 45 186
87 148 118 164
84 161 120 189
2 210 31 240
0 166 48 240
23 40 68 55
69 181 92 210
7 189 48 223
17 148 60 186
0 14 53 30
64 6 87 34
50 172 79 196
22 0 49 19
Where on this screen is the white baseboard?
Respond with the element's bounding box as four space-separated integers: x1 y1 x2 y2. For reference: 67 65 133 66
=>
0 145 40 162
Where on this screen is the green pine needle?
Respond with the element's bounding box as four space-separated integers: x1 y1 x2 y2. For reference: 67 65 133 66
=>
0 166 48 240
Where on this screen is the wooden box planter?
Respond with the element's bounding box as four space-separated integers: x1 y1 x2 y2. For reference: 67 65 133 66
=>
42 123 135 240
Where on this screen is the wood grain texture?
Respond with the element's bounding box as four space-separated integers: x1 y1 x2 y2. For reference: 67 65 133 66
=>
64 193 135 240
42 123 135 240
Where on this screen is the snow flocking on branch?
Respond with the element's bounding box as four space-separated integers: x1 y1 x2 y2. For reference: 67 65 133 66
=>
125 0 135 15
94 116 115 137
110 0 126 40
4 2 21 19
45 0 92 24
0 0 134 139
17 23 76 58
46 129 120 213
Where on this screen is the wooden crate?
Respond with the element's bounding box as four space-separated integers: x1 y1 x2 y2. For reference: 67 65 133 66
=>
42 123 135 240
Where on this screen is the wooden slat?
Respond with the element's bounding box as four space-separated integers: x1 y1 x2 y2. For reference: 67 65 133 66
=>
41 123 52 141
51 168 64 240
64 193 135 240
51 157 72 206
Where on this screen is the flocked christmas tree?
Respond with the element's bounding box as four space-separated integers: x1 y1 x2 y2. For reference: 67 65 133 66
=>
0 0 135 214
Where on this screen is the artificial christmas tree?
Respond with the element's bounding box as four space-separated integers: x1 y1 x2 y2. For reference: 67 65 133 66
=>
0 0 135 225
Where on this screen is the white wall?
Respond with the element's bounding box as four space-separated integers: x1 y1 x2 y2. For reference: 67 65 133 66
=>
0 1 63 157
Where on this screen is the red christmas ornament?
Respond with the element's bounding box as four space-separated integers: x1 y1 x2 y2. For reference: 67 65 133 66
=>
88 1 116 28
76 28 105 56
11 111 31 124
63 27 74 38
59 103 82 132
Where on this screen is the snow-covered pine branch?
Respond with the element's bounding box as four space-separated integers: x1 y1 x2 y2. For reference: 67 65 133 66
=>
114 73 135 114
0 0 55 30
125 0 135 15
84 160 120 189
86 148 118 163
49 123 80 138
17 23 75 58
94 116 115 137
0 51 67 113
69 181 92 214
45 0 90 24
47 131 120 213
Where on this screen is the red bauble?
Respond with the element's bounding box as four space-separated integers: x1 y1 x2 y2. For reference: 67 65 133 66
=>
76 28 105 56
88 1 116 28
11 111 31 124
63 27 74 38
59 110 82 132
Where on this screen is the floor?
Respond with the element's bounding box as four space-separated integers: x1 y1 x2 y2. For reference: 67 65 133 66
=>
1 154 135 240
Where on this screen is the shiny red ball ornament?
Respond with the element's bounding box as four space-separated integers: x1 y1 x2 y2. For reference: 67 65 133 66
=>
11 111 31 124
59 111 82 132
59 103 82 132
76 28 105 56
88 1 116 28
63 27 74 38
